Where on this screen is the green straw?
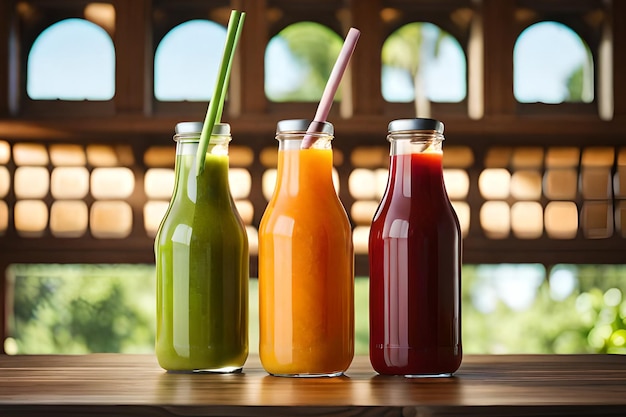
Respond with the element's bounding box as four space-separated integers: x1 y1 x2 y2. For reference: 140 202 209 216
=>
216 12 245 123
196 10 245 176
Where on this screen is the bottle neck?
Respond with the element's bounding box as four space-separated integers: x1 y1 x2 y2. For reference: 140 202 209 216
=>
173 138 232 203
387 137 446 198
274 135 335 197
388 131 444 155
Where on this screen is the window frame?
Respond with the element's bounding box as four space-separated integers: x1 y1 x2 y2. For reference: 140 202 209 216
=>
379 6 473 119
15 3 117 118
512 6 605 117
150 1 231 117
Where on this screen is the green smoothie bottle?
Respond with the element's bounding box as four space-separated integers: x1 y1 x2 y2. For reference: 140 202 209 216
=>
155 122 249 372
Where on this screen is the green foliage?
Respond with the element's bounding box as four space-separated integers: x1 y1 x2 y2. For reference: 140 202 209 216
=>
382 23 424 76
565 65 585 102
462 264 626 354
9 264 156 354
565 42 593 103
6 264 626 356
271 22 343 102
382 22 448 79
354 278 370 354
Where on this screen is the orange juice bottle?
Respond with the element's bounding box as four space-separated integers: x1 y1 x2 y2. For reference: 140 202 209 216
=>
258 119 354 377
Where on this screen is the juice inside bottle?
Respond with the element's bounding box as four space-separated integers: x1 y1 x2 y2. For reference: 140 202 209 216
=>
369 118 462 376
258 120 354 377
155 122 249 372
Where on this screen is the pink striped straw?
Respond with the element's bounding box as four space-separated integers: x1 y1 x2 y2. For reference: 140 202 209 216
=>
301 27 361 149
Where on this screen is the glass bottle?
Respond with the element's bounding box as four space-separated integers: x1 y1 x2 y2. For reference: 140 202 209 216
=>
369 118 462 377
258 119 354 377
155 122 249 373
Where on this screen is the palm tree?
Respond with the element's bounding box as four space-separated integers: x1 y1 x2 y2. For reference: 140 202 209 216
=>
382 22 448 117
271 22 343 102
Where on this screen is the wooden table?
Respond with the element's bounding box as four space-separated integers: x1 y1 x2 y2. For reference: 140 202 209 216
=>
1 354 625 416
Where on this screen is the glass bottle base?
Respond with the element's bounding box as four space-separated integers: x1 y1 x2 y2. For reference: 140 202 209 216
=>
269 371 344 378
404 372 453 378
167 365 243 374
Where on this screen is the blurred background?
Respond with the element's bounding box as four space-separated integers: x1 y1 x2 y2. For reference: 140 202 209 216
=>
0 0 625 355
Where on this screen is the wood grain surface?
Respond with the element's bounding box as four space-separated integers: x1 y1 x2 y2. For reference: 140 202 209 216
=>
1 354 625 416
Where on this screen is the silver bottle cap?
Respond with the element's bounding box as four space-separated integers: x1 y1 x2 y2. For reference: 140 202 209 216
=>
388 118 444 134
276 119 334 135
175 122 231 136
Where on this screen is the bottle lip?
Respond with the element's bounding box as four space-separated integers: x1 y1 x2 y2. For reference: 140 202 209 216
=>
388 118 444 134
174 122 231 136
276 119 334 136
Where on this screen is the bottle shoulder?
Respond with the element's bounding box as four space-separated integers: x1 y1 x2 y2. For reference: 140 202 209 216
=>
372 195 458 228
260 191 350 232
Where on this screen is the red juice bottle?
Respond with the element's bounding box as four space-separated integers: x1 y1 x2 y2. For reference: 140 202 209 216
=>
369 118 462 377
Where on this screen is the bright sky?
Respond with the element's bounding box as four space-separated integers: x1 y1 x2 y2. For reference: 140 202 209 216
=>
27 18 592 105
28 18 115 100
514 21 592 103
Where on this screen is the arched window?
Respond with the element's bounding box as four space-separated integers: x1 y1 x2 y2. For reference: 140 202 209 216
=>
27 18 115 100
265 22 343 102
154 20 227 101
514 21 593 104
382 22 466 104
